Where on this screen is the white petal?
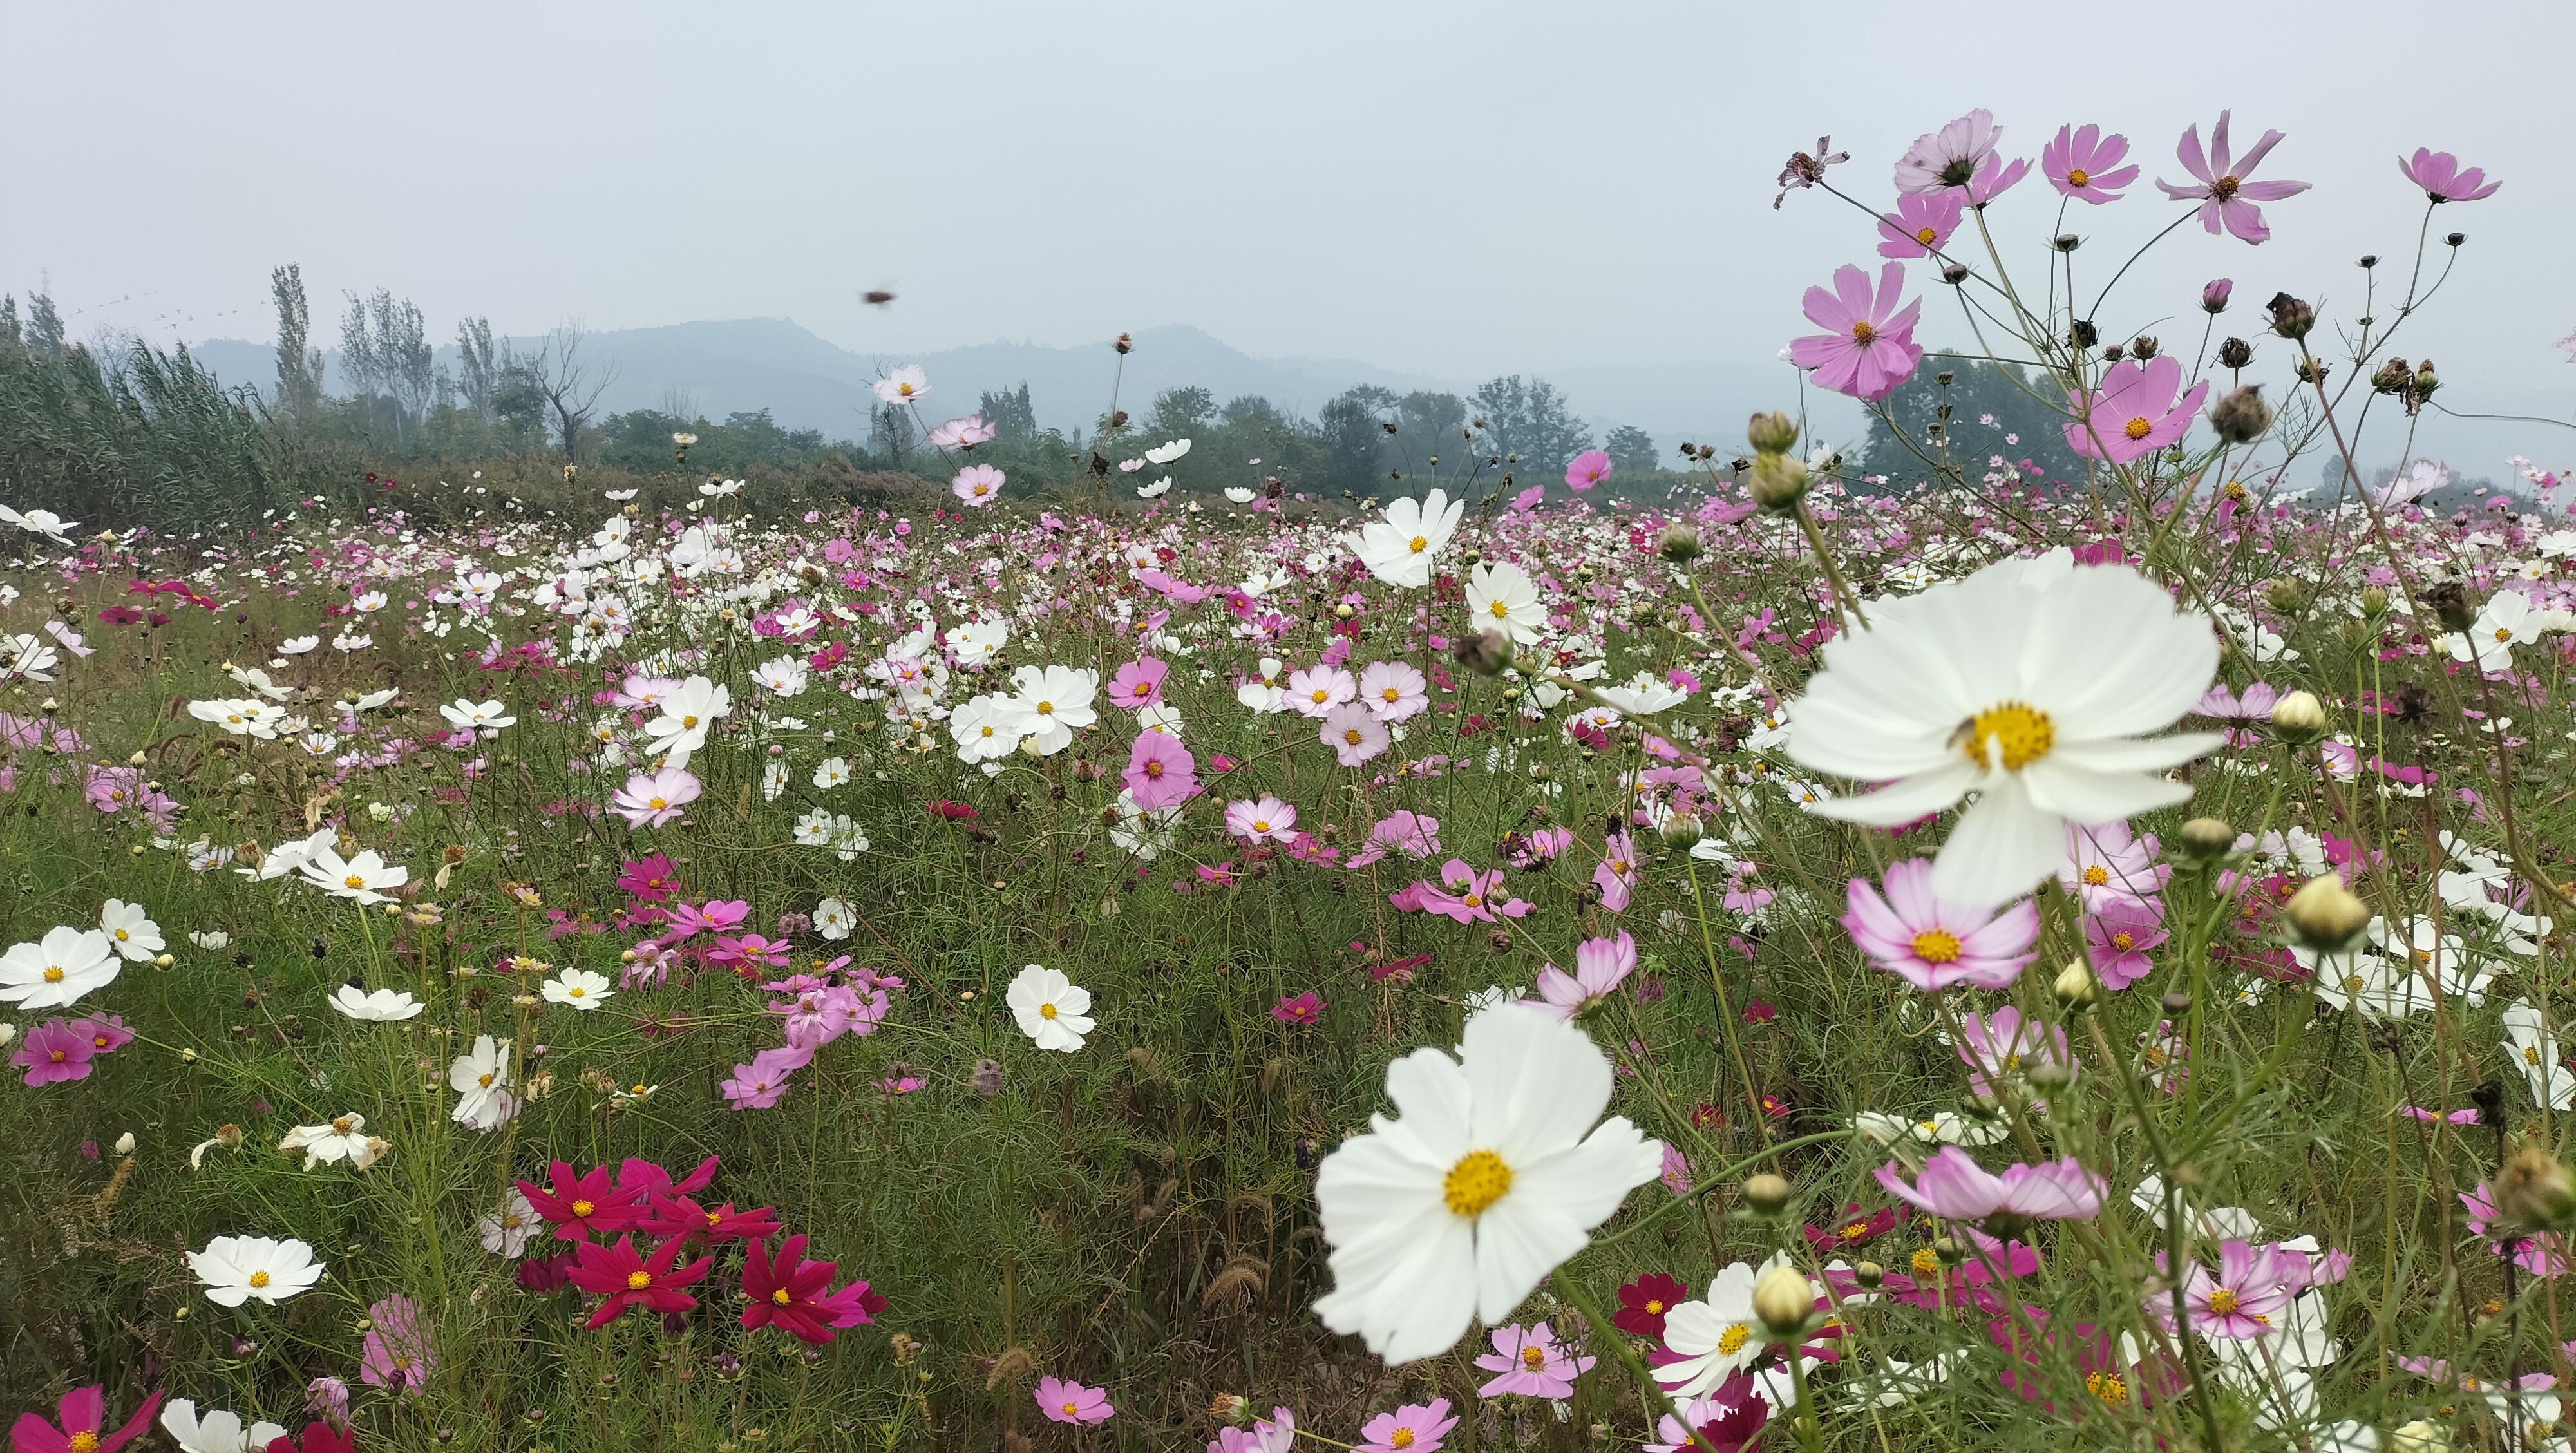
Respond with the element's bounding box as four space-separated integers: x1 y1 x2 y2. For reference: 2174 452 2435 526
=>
1929 778 2068 907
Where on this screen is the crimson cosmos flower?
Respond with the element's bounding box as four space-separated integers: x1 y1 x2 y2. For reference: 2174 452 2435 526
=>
1613 1271 1689 1340
739 1232 880 1345
564 1234 714 1329
11 1386 164 1453
263 1422 356 1453
516 1160 650 1240
641 1194 782 1243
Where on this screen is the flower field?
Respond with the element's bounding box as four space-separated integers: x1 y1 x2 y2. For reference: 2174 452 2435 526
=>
4 109 2570 1453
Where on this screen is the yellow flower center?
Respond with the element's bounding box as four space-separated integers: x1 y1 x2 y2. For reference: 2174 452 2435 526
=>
1442 1148 1514 1218
332 1117 354 1134
1915 226 1938 245
2111 931 2135 952
627 1269 652 1290
345 875 366 889
1040 1002 1059 1020
649 796 667 810
1852 321 1877 345
2213 175 2241 198
2207 1287 2239 1315
42 965 63 982
1489 600 1511 618
773 1287 793 1305
1960 701 2054 772
572 1199 594 1217
2344 974 2365 992
2496 627 2514 642
1390 1432 1415 1450
114 929 129 940
1344 728 1365 746
1717 1324 1750 1356
1063 1403 1082 1418
1036 701 1054 716
1381 688 1401 703
70 1436 99 1453
1910 929 1962 964
2123 417 2154 441
2081 865 2109 887
1251 819 1271 833
248 1269 271 1288
1645 1298 1665 1314
2528 1046 2544 1065
478 1071 496 1087
1911 1248 1942 1275
2087 1371 2127 1406
681 714 699 728
1522 1345 1546 1369
1409 535 1430 553
1842 1221 1870 1240
568 985 585 998
2067 167 2092 188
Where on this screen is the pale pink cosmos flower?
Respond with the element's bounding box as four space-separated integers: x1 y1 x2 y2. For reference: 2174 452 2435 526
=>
1124 731 1196 812
1226 795 1299 844
1962 151 2030 207
2062 821 2170 909
951 464 1005 508
2042 123 2140 204
1343 809 1442 868
1473 1322 1595 1398
2062 355 2210 464
2172 1239 2292 1339
1893 108 2004 193
721 1045 810 1110
2156 110 2310 244
1956 1006 2076 1099
2084 895 2166 990
1034 1376 1113 1426
1357 660 1429 721
359 1293 432 1392
1320 703 1390 767
1286 664 1358 718
1565 450 1613 491
1414 860 1530 923
1532 931 1636 1020
1593 830 1640 913
1211 1408 1296 1453
611 766 700 828
928 413 998 450
2400 149 2499 203
1877 189 1964 260
1842 858 2039 991
1357 1400 1458 1453
1787 262 1924 402
1873 1146 2107 1222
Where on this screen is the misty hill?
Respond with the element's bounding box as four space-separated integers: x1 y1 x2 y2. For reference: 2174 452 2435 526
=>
186 319 1846 460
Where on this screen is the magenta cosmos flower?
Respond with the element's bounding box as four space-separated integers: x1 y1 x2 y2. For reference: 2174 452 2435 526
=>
1893 108 2003 193
2155 110 2309 243
563 1233 714 1329
1110 656 1168 710
2083 895 2166 991
1842 858 2040 991
1532 931 1636 1020
2042 124 2139 204
951 464 1005 508
2061 354 2208 464
12 1017 96 1085
1473 1322 1595 1398
11 1387 165 1453
1874 1146 2107 1222
1358 1399 1458 1453
2400 148 2499 203
1035 1378 1113 1427
611 766 699 828
1877 189 1964 260
1270 991 1324 1025
1565 450 1612 491
1123 730 1195 812
1788 262 1924 402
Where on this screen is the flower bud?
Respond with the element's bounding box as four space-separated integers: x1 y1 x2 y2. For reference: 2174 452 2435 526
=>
1658 812 1707 849
1452 628 1515 678
1852 1260 1884 1289
2209 385 2273 444
1741 1173 1793 1216
2389 1421 2450 1453
2446 231 2466 248
2414 361 2439 397
1748 453 1810 513
1752 1264 1814 1336
2101 342 2125 363
2422 580 2476 632
2052 960 2100 1011
2358 585 2389 617
2052 233 2081 252
1932 1236 1965 1267
2202 278 2233 314
2128 335 2159 360
2282 874 2371 953
2025 1060 2074 1092
2176 817 2237 862
113 1132 135 1155
1747 411 1799 455
2496 1142 2576 1233
2217 337 2253 370
1939 263 1969 285
2260 577 2306 616
2269 690 2327 744
1656 522 1702 564
2266 292 2315 339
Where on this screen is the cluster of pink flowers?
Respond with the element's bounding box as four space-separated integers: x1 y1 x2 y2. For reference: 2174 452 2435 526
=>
11 1012 133 1085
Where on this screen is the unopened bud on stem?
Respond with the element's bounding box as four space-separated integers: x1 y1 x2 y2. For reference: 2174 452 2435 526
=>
2282 874 2371 953
1747 411 1799 455
1740 1173 1793 1216
2269 690 2328 744
2496 1142 2576 1233
1748 453 1810 513
1752 1264 1815 1336
2052 960 2099 1011
2176 817 2237 863
1656 522 1702 564
2210 386 2273 444
1452 628 1514 678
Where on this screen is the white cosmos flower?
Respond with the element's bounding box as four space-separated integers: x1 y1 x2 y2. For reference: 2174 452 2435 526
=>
0 634 57 682
160 1401 288 1453
99 899 163 962
752 656 810 696
278 636 319 656
189 930 231 950
2505 1000 2575 1110
951 695 1023 763
1008 964 1094 1052
873 365 929 403
1464 561 1548 644
480 1188 539 1257
1312 1006 1662 1363
1851 1110 2007 1148
1347 489 1464 589
278 1112 385 1170
439 698 515 733
1144 437 1193 465
1783 559 2222 907
299 846 408 904
449 1034 517 1131
813 897 855 941
999 665 1099 755
187 1233 325 1306
643 675 730 769
1138 476 1173 499
0 926 120 1009
328 984 424 1021
1657 1253 1802 1397
542 967 615 1010
1224 487 1258 504
946 618 1009 669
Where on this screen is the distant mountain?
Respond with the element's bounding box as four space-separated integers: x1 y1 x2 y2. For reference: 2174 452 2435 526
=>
184 319 1850 460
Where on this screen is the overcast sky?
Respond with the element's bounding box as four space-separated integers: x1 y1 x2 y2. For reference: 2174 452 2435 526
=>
6 0 2572 457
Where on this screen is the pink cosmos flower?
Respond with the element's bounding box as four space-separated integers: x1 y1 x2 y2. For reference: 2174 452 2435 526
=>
1321 703 1390 766
1963 151 2030 207
928 412 998 449
2400 148 2499 204
1344 809 1442 868
1211 1408 1296 1453
1877 189 1964 259
1532 931 1636 1020
1841 858 2040 991
951 463 1005 506
2402 1105 2480 1125
1659 1141 1694 1197
2062 355 2210 464
614 674 683 711
359 1293 432 1393
1286 664 1358 718
2202 278 2233 313
1874 1147 2107 1222
2083 895 2166 990
1357 660 1430 721
1226 795 1299 844
661 898 751 943
618 855 683 902
1592 830 1640 913
1124 731 1197 812
2170 1239 2292 1339
1893 108 2003 193
1110 656 1169 710
2155 110 2310 244
2041 124 2139 204
1473 1322 1595 1398
10 1386 165 1453
1358 1400 1458 1453
1415 860 1531 923
1788 262 1924 402
12 1018 96 1085
1271 991 1324 1025
706 933 793 974
1036 1378 1114 1427
721 1045 811 1110
1566 450 1613 491
2062 821 2170 908
611 766 700 828
2195 681 2279 746
1956 1007 2076 1099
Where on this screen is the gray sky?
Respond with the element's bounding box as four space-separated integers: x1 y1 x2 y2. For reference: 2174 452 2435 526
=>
6 0 2573 462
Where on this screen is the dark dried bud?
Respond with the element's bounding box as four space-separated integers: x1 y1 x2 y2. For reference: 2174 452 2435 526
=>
2295 356 2329 384
1382 420 1399 435
2360 254 2380 269
2052 233 2081 252
2422 579 2476 631
1452 627 1515 677
2070 319 2099 348
1939 263 1969 285
2101 343 2125 362
2218 337 2253 369
2446 231 2466 247
1487 929 1511 953
1113 332 1132 355
2266 292 2315 339
2129 336 2159 359
1108 410 1128 427
1935 371 1954 386
2372 357 2414 395
2209 385 2273 444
